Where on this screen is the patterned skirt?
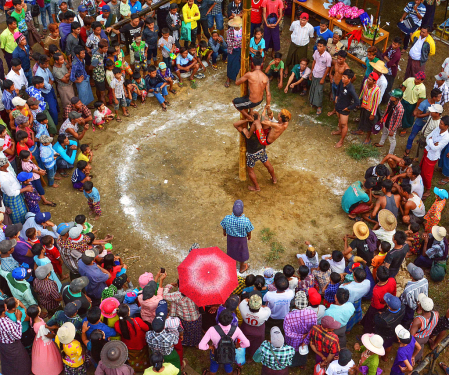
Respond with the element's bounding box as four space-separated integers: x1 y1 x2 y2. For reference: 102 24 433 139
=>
127 347 150 372
87 200 102 216
346 299 363 332
180 315 203 347
3 194 27 224
63 364 87 375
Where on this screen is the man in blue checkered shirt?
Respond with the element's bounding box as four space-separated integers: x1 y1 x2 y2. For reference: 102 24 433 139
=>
220 199 253 273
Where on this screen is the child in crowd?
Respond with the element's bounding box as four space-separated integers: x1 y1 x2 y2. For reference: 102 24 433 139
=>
105 59 115 106
72 160 92 191
176 47 200 84
382 36 402 98
314 19 333 50
26 227 40 245
56 323 87 374
75 214 95 235
361 46 379 89
130 33 148 71
142 17 159 66
131 72 148 103
423 188 447 233
265 52 284 90
76 144 93 164
39 135 60 188
309 39 332 115
158 28 176 71
371 241 391 280
312 259 331 294
112 41 133 76
295 265 314 292
27 97 42 119
196 40 213 71
406 222 421 257
17 171 41 214
283 264 298 290
208 30 227 70
145 65 170 111
34 112 50 140
41 235 68 280
110 67 129 122
31 243 62 291
120 0 131 18
242 274 255 295
188 44 206 77
284 58 311 95
16 130 30 155
323 272 341 307
124 79 140 108
166 3 182 47
322 250 345 273
93 101 114 128
83 181 101 220
249 27 265 65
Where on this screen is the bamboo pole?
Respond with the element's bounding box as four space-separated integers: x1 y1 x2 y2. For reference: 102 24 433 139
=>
239 0 251 181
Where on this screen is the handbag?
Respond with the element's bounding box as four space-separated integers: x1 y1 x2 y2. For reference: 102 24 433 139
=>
402 16 417 31
180 21 191 42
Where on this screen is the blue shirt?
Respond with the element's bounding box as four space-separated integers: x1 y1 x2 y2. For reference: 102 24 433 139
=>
129 0 142 13
2 90 17 111
53 140 77 165
176 53 193 66
0 255 20 272
220 214 254 237
26 86 46 112
70 56 89 83
340 279 371 303
82 319 117 339
77 259 109 299
250 37 265 57
12 45 31 72
34 121 50 140
313 27 333 50
83 187 100 203
341 181 370 214
413 99 431 128
404 1 426 27
391 336 416 375
324 302 355 326
40 143 56 169
324 282 340 303
209 37 227 53
71 168 86 185
35 66 55 94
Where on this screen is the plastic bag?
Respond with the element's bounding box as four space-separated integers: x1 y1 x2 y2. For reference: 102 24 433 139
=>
235 347 246 366
314 363 325 375
180 21 191 42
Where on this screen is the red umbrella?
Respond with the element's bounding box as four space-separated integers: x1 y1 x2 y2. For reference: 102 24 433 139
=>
177 247 238 307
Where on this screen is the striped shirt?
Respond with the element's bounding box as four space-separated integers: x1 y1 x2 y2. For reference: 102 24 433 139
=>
412 312 438 338
0 316 22 344
33 278 61 311
401 278 428 310
359 80 381 116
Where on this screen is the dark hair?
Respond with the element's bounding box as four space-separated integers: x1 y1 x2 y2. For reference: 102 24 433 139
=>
431 88 442 98
26 305 40 326
336 288 349 304
12 0 22 6
0 125 5 134
442 115 449 127
5 297 17 310
117 304 136 340
353 267 366 282
252 53 263 67
332 250 343 262
319 259 330 272
254 275 265 290
245 274 255 287
317 38 327 46
31 243 44 256
16 130 28 142
382 179 393 192
113 67 121 75
410 222 420 233
274 52 282 59
77 160 88 171
188 43 196 50
145 16 155 24
337 50 347 58
41 235 53 247
132 71 141 80
380 241 391 253
57 134 67 144
25 227 36 238
91 21 101 31
400 336 412 344
71 21 81 30
90 329 108 364
36 112 48 122
298 265 309 280
19 150 31 160
274 276 289 291
87 306 102 324
402 183 412 194
6 17 17 26
377 266 389 282
85 232 95 244
148 65 157 73
150 352 164 371
330 272 341 284
75 214 86 225
124 79 132 86
421 25 429 32
102 253 115 271
393 36 402 44
394 231 407 245
93 101 103 110
3 80 14 90
199 40 208 49
64 10 75 19
53 52 62 61
411 165 421 177
84 15 94 26
320 18 329 25
107 47 116 57
218 308 233 325
11 58 22 67
83 181 94 191
283 265 295 278
80 144 90 153
161 27 170 34
98 39 108 49
74 45 84 56
179 47 187 54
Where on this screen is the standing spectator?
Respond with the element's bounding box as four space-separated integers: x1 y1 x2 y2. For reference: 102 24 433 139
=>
35 55 59 127
383 231 409 278
109 14 144 55
0 266 37 307
400 71 427 136
261 0 283 58
258 327 295 374
225 16 242 88
309 39 331 115
91 39 109 105
12 33 31 85
382 37 402 99
70 46 95 106
52 53 75 110
397 0 426 50
405 26 434 80
0 18 18 70
96 341 134 375
400 263 428 326
182 0 200 47
207 0 224 36
138 274 165 324
433 72 449 107
284 13 313 77
61 277 91 318
33 263 62 316
65 23 81 61
283 291 317 369
0 302 32 375
27 76 57 135
6 58 28 93
309 316 341 366
391 325 421 375
55 322 87 375
78 249 110 305
263 277 294 333
220 199 253 273
356 72 381 144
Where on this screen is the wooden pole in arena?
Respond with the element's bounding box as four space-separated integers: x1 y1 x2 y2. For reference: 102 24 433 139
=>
239 0 251 181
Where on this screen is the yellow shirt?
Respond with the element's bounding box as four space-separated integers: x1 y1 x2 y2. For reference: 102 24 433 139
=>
55 337 85 368
182 3 200 30
402 77 426 105
144 363 180 375
76 152 90 164
0 28 18 53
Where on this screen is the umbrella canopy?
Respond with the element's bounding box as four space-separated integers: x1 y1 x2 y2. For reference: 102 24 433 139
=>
177 247 238 307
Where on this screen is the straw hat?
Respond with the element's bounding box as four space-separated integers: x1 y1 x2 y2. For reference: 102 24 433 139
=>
378 209 397 231
57 322 76 345
228 16 242 28
432 225 447 242
369 60 388 74
353 221 369 240
361 333 385 356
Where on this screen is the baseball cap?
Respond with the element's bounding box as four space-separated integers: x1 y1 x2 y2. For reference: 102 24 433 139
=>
395 324 411 340
35 263 53 280
384 292 401 310
338 348 352 366
158 62 167 70
418 293 434 311
102 4 110 12
70 276 89 293
64 300 82 316
4 223 22 238
11 97 26 107
16 172 33 182
152 300 168 332
429 104 444 114
300 12 309 19
270 326 284 348
78 4 87 12
369 72 379 81
435 72 448 81
69 224 83 239
81 249 96 265
0 239 16 254
321 315 341 330
124 291 137 304
57 222 76 235
12 267 32 280
35 212 51 224
407 263 424 280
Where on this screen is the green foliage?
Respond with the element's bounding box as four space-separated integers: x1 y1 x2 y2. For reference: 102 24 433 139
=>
260 228 285 262
260 227 275 243
345 143 380 161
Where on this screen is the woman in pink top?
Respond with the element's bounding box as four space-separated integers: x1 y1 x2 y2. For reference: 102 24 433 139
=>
138 272 166 324
199 309 250 375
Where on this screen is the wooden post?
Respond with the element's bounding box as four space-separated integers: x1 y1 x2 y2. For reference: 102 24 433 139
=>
239 0 251 181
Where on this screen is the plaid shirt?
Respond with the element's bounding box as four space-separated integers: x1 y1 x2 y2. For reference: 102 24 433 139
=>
63 103 92 121
210 0 223 15
226 28 242 54
1 90 17 111
259 340 295 370
1 255 20 272
310 325 340 355
163 284 200 321
284 309 317 350
384 99 405 133
232 276 245 295
434 81 449 106
33 277 61 311
324 282 340 303
57 237 82 273
0 316 22 344
145 329 178 356
220 214 254 238
295 274 314 293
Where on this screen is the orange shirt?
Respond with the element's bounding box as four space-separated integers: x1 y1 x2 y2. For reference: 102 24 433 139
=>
371 252 387 280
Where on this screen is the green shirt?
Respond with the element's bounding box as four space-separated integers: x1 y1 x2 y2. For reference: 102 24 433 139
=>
11 9 27 33
402 77 426 104
269 60 284 72
0 28 18 53
359 346 380 375
364 57 379 77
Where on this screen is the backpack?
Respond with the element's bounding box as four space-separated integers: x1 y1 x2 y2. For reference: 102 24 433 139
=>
214 325 236 364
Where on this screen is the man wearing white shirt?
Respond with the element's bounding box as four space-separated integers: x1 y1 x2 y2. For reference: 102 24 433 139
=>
0 159 33 224
326 349 355 375
285 12 314 76
434 72 449 107
405 26 433 80
5 58 28 92
420 116 449 199
263 276 294 334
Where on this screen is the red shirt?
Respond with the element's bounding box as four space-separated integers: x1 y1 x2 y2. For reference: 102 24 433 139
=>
104 265 122 286
45 245 61 263
371 278 397 310
261 0 283 18
16 143 29 156
251 0 263 24
114 318 150 350
80 27 89 44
